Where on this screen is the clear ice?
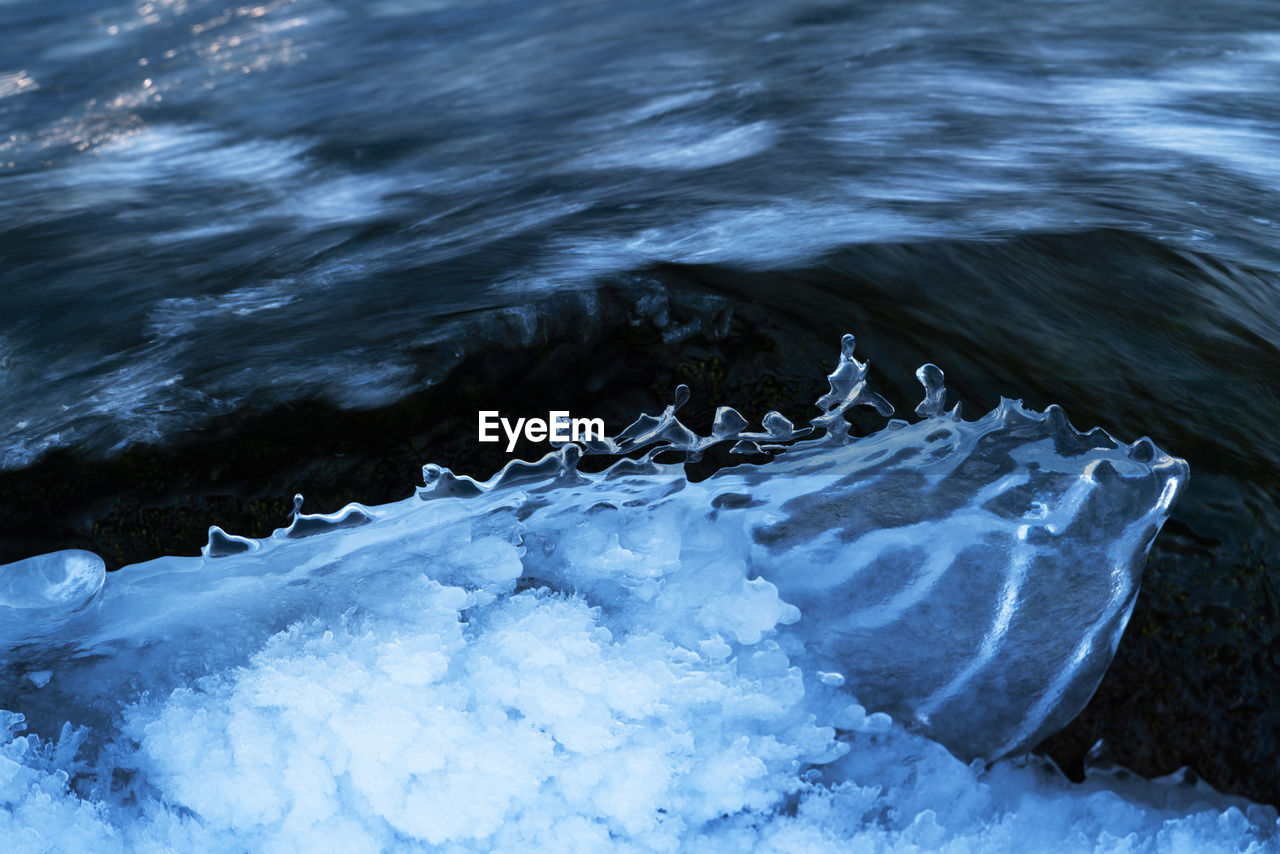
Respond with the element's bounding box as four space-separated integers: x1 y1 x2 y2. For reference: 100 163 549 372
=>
0 335 1273 853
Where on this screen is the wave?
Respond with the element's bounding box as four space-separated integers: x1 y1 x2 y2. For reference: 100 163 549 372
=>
3 335 1271 851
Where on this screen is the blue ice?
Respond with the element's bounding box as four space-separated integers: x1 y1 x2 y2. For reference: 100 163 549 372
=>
0 336 1273 853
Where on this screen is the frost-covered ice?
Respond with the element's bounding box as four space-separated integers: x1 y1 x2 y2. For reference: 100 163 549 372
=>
0 337 1274 852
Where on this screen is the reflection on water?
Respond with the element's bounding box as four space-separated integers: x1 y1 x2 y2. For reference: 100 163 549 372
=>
1 0 1279 468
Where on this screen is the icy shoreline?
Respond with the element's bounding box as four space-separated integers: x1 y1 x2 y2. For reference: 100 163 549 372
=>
3 338 1272 852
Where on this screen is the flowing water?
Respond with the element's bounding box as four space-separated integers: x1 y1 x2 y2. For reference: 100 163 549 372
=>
3 0 1280 467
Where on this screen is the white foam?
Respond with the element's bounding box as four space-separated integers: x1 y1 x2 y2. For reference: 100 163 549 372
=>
575 120 779 171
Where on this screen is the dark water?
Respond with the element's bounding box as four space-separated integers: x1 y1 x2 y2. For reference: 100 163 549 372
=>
3 0 1280 465
3 0 1280 803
